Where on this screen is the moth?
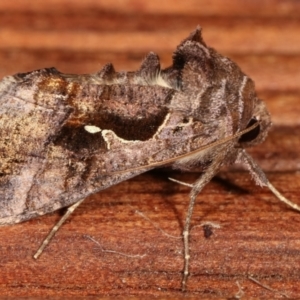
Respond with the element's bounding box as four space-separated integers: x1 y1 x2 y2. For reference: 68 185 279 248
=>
0 26 299 290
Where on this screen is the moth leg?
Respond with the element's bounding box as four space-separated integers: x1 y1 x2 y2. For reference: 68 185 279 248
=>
168 177 193 188
33 198 85 259
182 155 225 291
239 149 300 212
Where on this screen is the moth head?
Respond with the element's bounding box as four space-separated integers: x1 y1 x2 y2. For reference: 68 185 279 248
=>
238 98 272 147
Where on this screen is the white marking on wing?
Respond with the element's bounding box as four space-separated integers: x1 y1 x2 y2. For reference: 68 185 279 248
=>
84 125 102 134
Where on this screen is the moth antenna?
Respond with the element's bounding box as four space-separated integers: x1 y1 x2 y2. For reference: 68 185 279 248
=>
108 121 259 175
239 149 300 212
95 63 116 82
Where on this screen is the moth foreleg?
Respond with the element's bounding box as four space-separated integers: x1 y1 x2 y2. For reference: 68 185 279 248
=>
33 198 85 259
238 149 300 212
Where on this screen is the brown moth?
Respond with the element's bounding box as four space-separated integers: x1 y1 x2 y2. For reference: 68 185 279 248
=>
0 26 299 290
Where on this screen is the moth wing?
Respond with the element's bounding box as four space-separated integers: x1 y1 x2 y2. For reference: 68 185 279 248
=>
0 69 77 224
0 32 229 224
0 67 201 224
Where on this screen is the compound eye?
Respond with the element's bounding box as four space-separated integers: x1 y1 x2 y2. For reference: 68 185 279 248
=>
238 118 260 143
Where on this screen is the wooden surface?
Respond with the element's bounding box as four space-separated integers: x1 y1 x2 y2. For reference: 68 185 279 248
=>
0 0 300 298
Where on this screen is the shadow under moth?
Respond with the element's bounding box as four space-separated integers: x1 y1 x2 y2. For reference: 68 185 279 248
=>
0 26 299 290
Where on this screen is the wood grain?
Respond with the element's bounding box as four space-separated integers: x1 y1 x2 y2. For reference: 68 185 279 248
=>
0 0 300 298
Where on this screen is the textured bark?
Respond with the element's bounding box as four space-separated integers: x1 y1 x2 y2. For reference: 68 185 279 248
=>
0 0 300 298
